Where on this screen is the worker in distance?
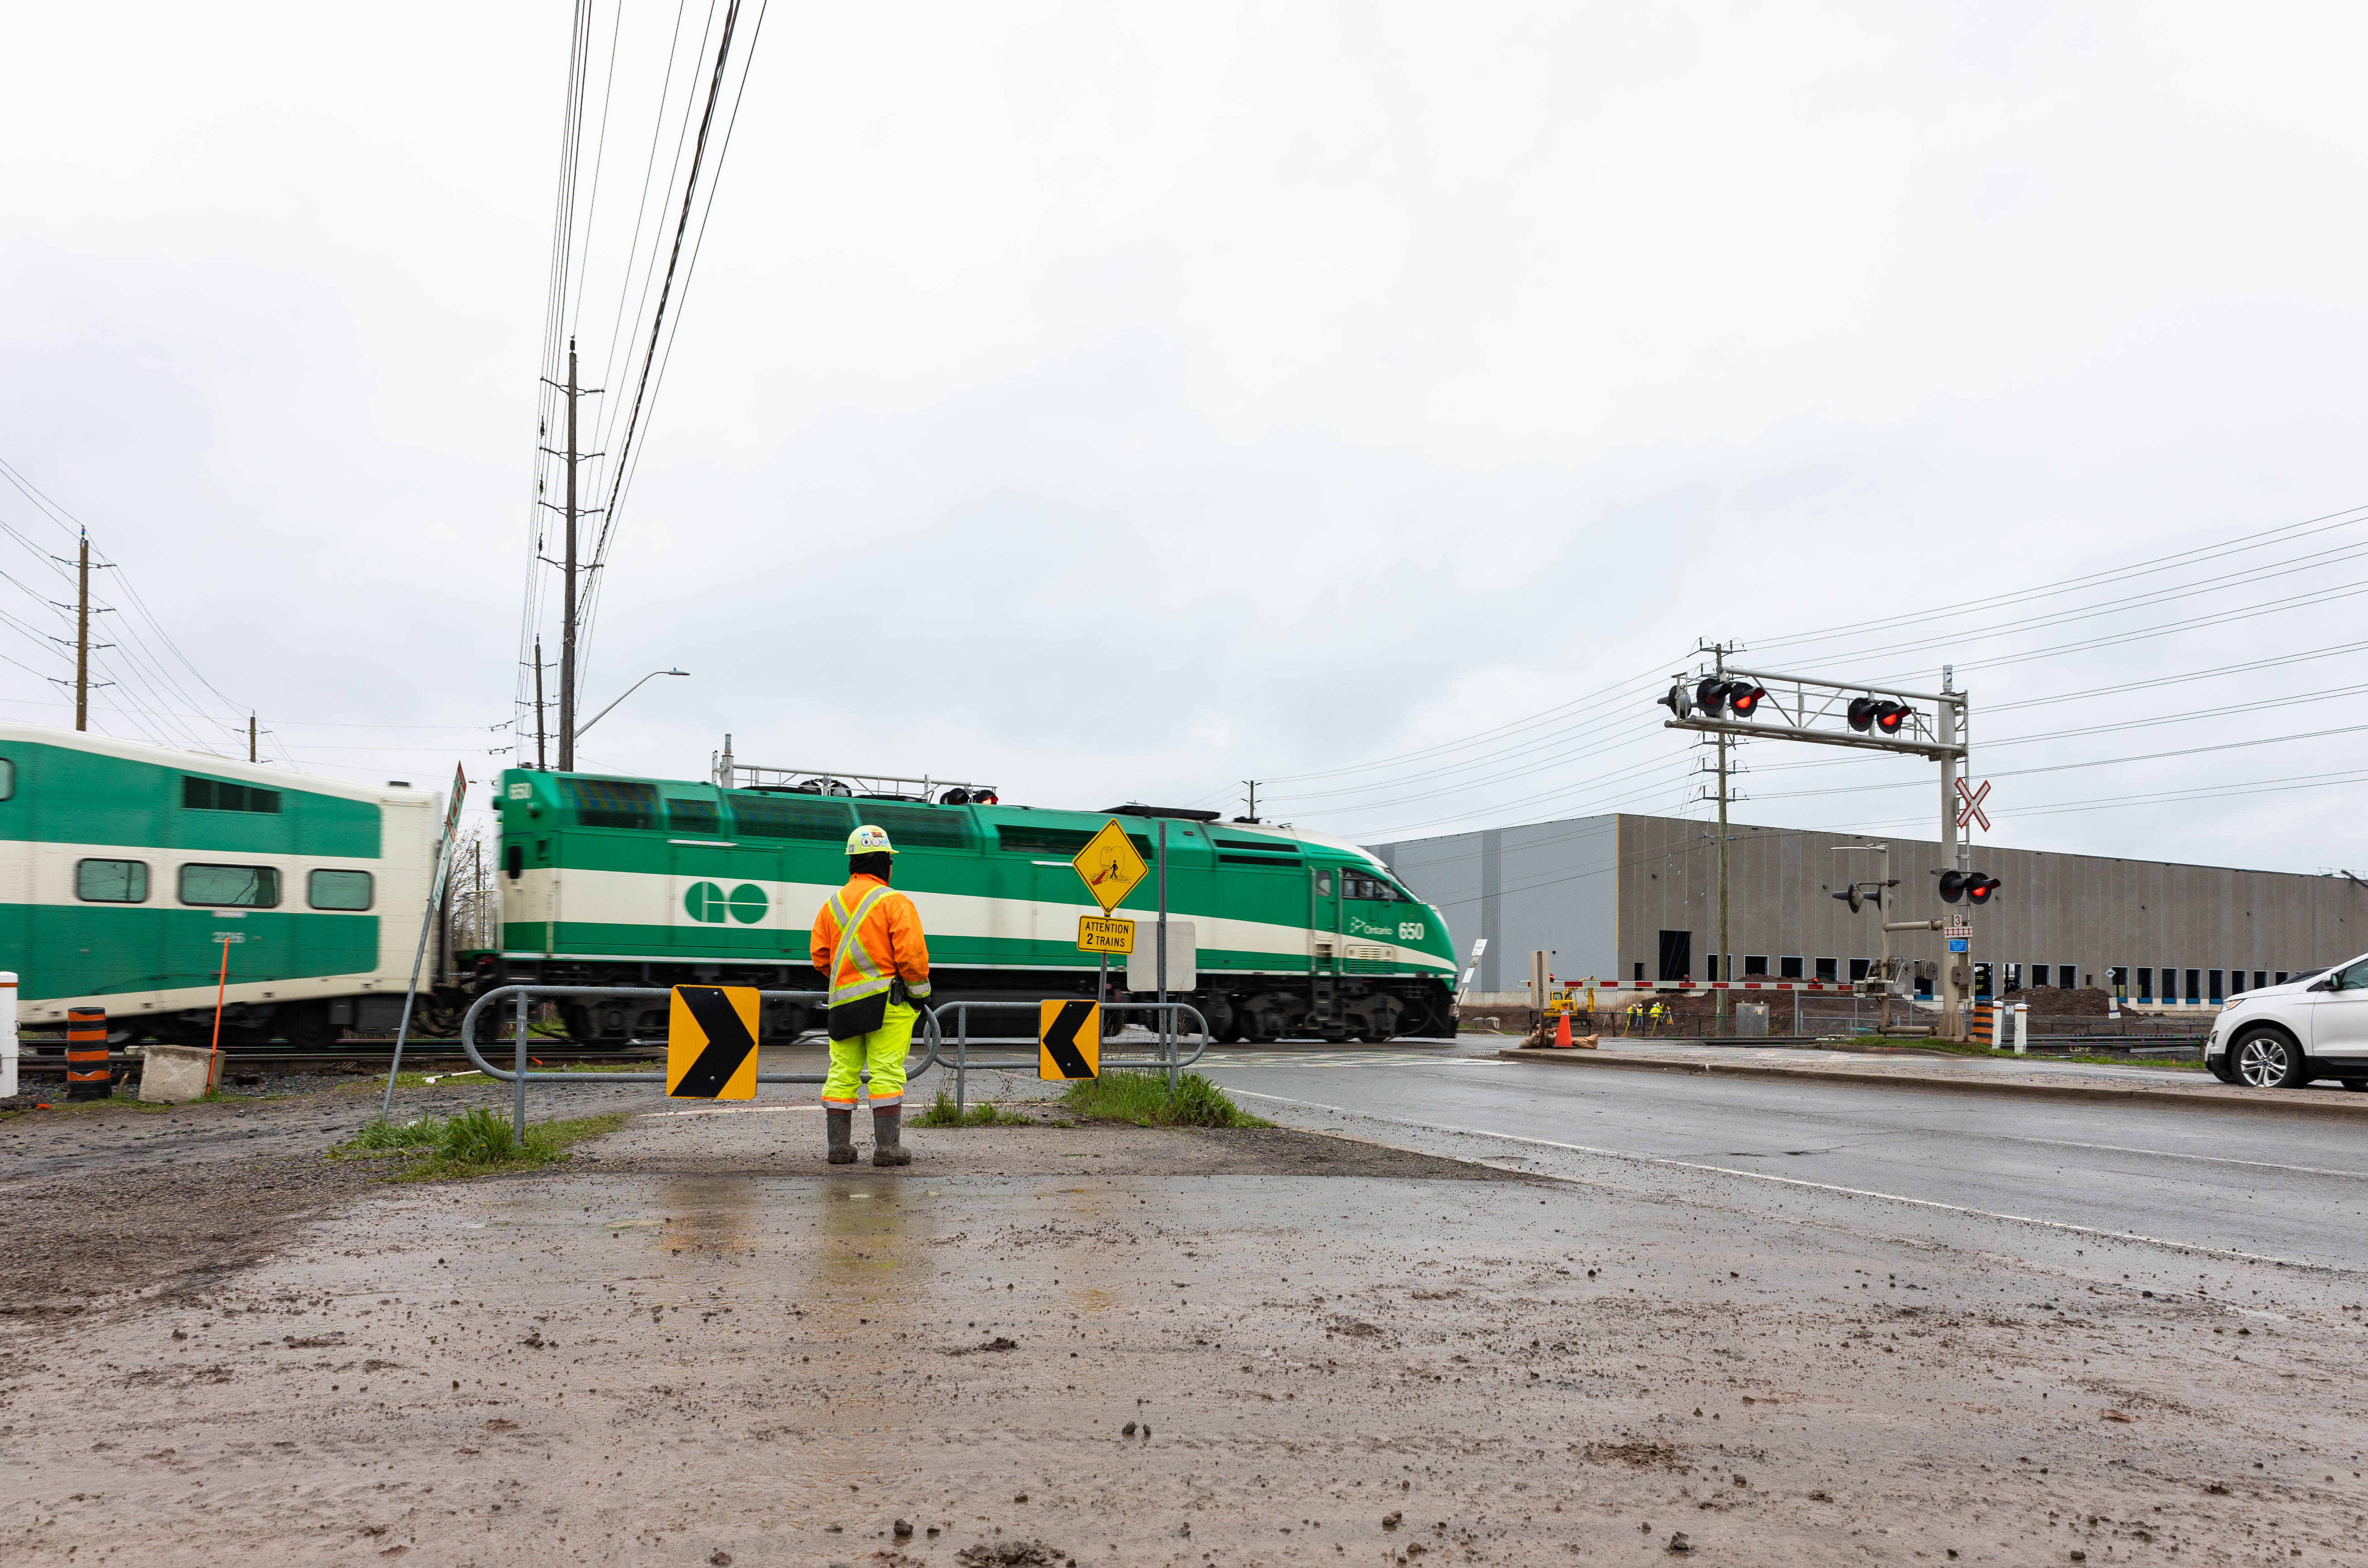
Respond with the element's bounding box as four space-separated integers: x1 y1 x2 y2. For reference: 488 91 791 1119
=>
810 823 933 1165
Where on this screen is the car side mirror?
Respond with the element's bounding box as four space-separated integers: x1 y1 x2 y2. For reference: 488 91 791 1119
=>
504 844 523 881
2309 976 2336 992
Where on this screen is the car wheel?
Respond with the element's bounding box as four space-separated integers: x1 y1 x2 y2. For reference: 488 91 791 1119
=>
2233 1028 2306 1089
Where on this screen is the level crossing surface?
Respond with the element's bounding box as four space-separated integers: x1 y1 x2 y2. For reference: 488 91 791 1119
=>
1191 1037 2368 1277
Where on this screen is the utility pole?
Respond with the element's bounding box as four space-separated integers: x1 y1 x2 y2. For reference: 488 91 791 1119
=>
1243 780 1259 822
537 339 604 774
559 339 580 772
1938 666 1963 1037
248 714 257 763
54 532 115 730
1713 645 1731 1021
74 536 90 731
533 637 549 770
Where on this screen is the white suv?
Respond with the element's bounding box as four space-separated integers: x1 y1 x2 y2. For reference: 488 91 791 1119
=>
2204 961 2368 1090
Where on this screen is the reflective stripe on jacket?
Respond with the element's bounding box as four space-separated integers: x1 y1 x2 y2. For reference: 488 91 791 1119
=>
810 875 932 1007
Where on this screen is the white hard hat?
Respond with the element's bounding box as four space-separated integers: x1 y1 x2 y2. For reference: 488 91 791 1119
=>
846 824 898 856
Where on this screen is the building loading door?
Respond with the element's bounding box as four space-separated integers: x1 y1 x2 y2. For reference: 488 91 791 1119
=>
1658 929 1693 983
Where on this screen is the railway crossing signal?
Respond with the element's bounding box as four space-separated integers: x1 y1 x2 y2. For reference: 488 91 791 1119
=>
1847 696 1910 736
1678 678 1770 721
666 984 761 1099
1938 871 2001 906
1038 999 1100 1080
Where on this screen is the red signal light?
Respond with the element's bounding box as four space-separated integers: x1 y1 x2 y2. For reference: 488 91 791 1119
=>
1939 871 2001 904
1848 696 1913 735
1727 683 1766 719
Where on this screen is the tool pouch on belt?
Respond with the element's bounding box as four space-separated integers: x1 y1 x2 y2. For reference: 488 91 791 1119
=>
828 992 888 1041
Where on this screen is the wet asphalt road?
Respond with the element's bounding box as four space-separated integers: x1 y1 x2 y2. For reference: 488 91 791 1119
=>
1193 1041 2368 1275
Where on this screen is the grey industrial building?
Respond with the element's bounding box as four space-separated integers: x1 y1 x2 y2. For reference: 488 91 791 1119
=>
1373 812 2367 1010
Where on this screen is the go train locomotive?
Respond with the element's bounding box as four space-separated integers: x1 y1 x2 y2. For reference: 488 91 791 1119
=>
485 764 1459 1044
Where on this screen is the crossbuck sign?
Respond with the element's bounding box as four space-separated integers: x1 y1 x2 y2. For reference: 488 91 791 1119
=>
1955 778 1992 832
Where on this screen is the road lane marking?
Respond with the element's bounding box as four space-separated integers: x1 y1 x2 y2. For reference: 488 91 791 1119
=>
1223 1088 2368 1276
1979 1133 2368 1182
1210 1058 2368 1179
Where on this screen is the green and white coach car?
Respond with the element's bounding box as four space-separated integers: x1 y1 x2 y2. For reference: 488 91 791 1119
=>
490 767 1459 1044
0 723 444 1042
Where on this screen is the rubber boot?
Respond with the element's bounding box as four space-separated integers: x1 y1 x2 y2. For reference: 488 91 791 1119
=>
826 1109 857 1164
872 1106 912 1167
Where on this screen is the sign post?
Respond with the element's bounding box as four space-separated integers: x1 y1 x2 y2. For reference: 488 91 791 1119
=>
1070 819 1149 1020
382 764 469 1120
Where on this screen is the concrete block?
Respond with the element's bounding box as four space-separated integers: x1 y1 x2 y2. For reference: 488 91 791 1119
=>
138 1044 220 1104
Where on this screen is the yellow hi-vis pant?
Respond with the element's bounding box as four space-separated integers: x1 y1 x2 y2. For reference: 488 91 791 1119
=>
822 1000 916 1111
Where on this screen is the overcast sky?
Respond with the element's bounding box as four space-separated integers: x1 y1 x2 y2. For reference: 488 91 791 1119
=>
5 3 2366 874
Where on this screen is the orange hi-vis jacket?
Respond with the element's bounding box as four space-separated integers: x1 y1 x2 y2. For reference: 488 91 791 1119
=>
810 874 933 1011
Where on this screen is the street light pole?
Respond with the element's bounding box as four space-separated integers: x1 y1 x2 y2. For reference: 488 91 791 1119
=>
574 669 690 741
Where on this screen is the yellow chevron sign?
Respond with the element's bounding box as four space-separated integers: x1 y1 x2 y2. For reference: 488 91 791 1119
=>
666 984 760 1100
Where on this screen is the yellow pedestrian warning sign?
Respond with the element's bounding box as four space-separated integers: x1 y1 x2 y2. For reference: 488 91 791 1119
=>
666 984 761 1099
1071 819 1148 915
1038 999 1100 1081
1076 914 1136 955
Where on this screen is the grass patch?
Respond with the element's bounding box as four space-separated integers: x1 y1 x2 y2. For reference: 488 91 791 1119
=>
911 1089 1035 1127
334 1106 627 1180
1061 1070 1271 1129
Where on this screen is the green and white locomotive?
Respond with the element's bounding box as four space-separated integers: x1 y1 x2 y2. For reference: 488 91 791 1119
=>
488 764 1458 1044
0 723 444 1041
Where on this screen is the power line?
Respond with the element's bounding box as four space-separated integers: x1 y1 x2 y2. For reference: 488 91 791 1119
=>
575 0 767 691
1747 501 2368 661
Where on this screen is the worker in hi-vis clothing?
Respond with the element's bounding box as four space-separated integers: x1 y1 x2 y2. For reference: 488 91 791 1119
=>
810 824 933 1166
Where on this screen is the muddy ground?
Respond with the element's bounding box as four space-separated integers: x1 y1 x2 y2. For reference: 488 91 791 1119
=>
2 1087 2364 1565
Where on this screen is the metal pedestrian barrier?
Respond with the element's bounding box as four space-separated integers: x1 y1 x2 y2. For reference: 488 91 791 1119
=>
443 985 944 1144
931 999 1211 1114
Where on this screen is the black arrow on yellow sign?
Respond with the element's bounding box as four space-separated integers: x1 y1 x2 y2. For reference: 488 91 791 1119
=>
668 984 760 1098
1037 999 1099 1080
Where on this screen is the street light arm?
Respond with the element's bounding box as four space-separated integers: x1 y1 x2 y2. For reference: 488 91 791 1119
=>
576 669 688 738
